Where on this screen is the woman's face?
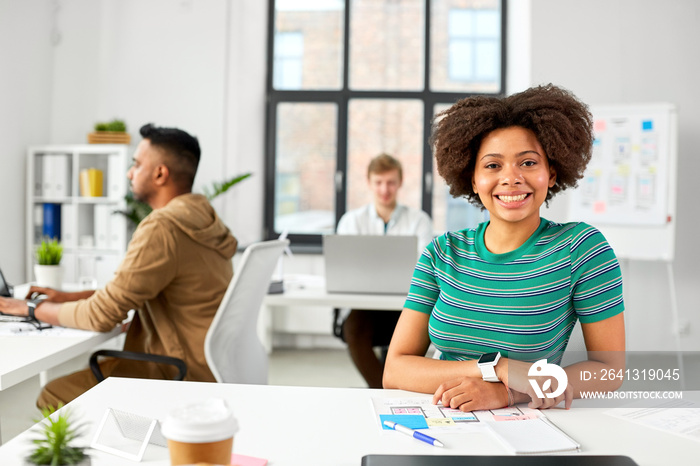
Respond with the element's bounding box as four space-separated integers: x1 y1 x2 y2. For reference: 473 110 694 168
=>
472 126 556 229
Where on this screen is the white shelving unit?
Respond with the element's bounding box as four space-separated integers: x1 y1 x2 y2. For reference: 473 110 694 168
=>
26 145 131 287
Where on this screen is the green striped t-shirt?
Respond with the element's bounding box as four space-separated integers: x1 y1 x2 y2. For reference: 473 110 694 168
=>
404 218 624 365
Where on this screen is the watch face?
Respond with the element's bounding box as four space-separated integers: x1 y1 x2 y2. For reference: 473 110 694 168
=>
479 352 499 365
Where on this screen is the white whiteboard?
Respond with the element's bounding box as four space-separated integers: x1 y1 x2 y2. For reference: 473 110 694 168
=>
568 103 677 261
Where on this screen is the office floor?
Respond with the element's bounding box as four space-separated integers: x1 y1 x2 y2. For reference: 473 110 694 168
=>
0 348 366 444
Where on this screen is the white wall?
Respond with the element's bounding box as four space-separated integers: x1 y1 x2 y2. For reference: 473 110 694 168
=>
0 0 53 283
530 0 700 351
48 0 230 199
0 0 268 284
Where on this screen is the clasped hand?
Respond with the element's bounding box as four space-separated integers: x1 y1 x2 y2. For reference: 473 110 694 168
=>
432 376 509 411
432 358 573 411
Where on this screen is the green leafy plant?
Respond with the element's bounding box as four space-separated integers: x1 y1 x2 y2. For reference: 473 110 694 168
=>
202 173 252 201
35 238 63 265
27 406 87 465
94 119 127 133
116 173 252 226
119 191 154 226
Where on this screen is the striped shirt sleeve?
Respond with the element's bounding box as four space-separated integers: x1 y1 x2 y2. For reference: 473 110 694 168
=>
570 224 625 323
404 237 441 314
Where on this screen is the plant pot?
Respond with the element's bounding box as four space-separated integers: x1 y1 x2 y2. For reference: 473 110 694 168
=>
34 264 63 289
87 131 131 144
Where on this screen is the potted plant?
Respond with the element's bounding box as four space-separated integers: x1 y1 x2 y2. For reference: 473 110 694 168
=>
88 119 131 144
27 406 89 465
34 238 64 289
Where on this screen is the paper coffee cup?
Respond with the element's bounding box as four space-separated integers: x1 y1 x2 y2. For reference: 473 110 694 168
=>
161 398 238 466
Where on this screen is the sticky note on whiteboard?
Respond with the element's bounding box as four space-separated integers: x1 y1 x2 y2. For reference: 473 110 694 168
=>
642 120 654 131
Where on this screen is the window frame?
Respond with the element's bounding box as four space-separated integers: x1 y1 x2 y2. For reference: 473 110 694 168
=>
264 0 507 250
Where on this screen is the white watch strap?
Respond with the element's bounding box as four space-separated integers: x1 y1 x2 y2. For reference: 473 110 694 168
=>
480 364 499 382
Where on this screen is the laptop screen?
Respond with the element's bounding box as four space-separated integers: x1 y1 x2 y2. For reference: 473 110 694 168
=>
0 265 12 298
323 235 418 295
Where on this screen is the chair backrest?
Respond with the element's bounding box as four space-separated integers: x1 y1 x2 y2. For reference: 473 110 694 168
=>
204 239 289 384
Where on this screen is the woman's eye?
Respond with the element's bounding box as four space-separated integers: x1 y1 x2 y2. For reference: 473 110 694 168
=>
522 160 536 167
485 163 499 169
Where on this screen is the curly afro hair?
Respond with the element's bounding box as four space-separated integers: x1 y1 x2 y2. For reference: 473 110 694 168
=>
431 84 594 208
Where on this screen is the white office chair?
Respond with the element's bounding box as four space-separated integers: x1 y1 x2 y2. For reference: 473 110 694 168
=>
204 239 289 384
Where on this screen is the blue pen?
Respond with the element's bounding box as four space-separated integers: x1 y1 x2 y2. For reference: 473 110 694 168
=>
383 420 444 448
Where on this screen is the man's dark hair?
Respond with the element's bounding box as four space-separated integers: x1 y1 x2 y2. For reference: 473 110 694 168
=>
431 84 593 208
140 123 201 191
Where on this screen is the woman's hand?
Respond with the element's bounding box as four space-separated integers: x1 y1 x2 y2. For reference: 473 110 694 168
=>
432 376 509 411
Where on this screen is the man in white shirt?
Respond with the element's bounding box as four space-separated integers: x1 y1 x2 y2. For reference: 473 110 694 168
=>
336 154 432 388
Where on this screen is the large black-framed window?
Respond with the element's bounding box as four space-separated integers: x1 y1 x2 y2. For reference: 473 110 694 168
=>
264 0 506 249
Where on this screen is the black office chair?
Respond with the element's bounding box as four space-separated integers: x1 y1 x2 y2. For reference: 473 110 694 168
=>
89 349 187 382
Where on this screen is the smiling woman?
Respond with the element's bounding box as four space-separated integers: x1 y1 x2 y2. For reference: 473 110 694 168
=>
383 84 626 413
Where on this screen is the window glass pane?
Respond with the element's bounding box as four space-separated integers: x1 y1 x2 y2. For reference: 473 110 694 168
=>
475 9 499 37
449 41 473 80
431 103 487 234
475 40 499 80
349 0 425 91
347 99 423 211
448 10 472 37
274 103 337 234
430 0 502 93
274 32 304 89
273 0 344 90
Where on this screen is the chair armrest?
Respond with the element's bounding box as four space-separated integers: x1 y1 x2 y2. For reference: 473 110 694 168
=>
89 349 187 382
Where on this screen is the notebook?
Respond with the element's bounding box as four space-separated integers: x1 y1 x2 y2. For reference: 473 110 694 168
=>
323 235 418 295
487 417 580 455
361 455 639 466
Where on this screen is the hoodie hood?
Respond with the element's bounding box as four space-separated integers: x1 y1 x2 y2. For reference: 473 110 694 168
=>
149 193 237 260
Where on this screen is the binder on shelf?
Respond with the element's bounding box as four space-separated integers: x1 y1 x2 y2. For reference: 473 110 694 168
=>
78 255 97 282
42 154 70 198
33 204 43 243
95 254 120 286
80 168 104 197
61 253 76 284
61 204 77 248
42 203 61 240
107 155 126 199
108 210 127 250
33 157 44 196
94 205 110 249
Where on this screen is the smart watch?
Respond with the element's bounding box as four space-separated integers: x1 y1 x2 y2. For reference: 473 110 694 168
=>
477 352 501 382
27 298 45 321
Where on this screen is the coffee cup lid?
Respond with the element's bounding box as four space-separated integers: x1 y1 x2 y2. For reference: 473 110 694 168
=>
161 398 238 443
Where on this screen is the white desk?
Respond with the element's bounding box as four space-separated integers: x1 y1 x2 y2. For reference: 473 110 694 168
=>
0 325 125 391
0 377 697 465
0 283 127 391
261 275 406 351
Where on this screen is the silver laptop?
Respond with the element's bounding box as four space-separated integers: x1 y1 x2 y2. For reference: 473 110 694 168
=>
323 235 418 295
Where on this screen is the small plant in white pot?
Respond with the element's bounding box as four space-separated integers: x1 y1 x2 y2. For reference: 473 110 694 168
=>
34 238 64 289
27 406 89 465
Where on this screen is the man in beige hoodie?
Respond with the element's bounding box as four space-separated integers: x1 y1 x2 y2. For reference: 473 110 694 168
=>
0 123 238 408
